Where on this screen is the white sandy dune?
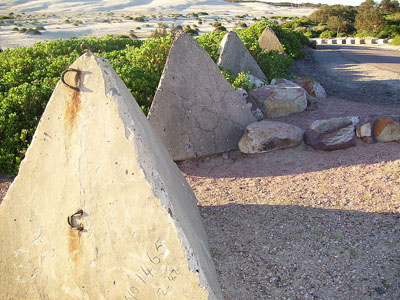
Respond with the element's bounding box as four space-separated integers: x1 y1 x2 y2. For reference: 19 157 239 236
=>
1 0 314 14
0 0 315 49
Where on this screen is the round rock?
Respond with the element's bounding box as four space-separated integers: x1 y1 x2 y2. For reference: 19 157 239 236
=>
239 120 304 154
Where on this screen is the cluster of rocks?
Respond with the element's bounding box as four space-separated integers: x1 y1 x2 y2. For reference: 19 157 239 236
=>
239 85 400 154
238 74 400 154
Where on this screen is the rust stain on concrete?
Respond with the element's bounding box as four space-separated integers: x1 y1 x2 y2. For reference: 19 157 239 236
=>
68 228 82 266
64 71 81 129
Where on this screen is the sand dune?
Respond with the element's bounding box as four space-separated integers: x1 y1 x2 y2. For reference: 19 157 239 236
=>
0 0 315 49
0 0 313 14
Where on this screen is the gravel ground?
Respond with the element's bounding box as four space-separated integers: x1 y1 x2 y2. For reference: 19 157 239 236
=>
1 47 400 300
291 46 400 107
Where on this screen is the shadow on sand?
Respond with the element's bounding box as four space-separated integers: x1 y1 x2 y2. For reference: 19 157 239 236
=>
201 203 400 300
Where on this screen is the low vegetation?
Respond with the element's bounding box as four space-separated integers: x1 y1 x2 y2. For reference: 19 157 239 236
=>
0 20 308 175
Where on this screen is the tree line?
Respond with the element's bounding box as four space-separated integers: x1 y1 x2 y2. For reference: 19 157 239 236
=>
307 0 400 38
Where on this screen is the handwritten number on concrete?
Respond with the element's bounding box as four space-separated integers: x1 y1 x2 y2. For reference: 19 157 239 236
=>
147 252 161 264
125 287 139 300
157 286 169 296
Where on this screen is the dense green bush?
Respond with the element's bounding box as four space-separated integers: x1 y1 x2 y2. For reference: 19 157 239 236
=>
320 30 336 38
196 31 226 61
391 35 400 44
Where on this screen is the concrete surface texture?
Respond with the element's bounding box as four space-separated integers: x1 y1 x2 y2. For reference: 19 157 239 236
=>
148 32 255 161
0 53 223 300
258 27 283 52
217 31 266 80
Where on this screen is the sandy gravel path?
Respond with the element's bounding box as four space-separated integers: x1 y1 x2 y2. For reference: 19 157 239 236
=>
291 45 400 107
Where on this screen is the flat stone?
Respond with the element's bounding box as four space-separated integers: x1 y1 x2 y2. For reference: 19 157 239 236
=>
148 33 255 161
356 115 400 143
248 84 307 118
291 77 327 98
0 53 223 300
239 120 304 154
258 27 283 52
217 31 266 80
304 116 360 150
270 78 318 110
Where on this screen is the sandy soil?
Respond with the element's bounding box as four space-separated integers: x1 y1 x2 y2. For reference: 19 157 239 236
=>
178 96 400 299
0 1 315 49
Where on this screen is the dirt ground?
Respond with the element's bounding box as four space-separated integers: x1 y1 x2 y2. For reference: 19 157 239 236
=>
1 47 400 299
178 96 400 300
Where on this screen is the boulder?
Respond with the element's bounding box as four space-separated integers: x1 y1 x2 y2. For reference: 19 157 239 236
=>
217 31 266 80
239 120 304 154
356 115 400 143
291 77 327 98
246 74 265 88
270 78 319 111
258 27 283 52
148 32 255 161
248 84 307 118
270 78 298 87
0 53 223 300
304 116 360 150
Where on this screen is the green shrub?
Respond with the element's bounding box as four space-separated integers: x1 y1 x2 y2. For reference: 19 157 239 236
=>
196 31 226 62
232 72 252 90
26 28 41 35
320 30 336 38
391 35 400 45
183 25 199 36
134 16 147 22
214 26 227 32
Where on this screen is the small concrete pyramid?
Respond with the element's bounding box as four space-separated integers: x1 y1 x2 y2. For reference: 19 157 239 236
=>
258 27 283 52
0 53 223 300
217 31 266 80
148 32 256 161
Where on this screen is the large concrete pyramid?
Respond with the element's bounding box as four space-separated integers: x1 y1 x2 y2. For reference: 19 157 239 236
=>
0 53 223 300
148 32 256 161
258 27 283 52
217 31 266 80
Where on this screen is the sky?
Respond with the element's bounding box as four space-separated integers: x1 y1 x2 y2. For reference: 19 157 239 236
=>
264 0 365 6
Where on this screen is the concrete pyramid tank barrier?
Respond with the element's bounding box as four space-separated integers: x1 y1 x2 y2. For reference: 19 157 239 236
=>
217 31 266 80
0 53 223 300
148 32 256 161
258 27 283 52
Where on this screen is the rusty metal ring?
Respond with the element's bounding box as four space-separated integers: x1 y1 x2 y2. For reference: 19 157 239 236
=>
67 209 84 231
61 68 81 91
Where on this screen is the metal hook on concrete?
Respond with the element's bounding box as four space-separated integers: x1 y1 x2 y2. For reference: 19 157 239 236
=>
61 68 81 91
68 209 84 231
